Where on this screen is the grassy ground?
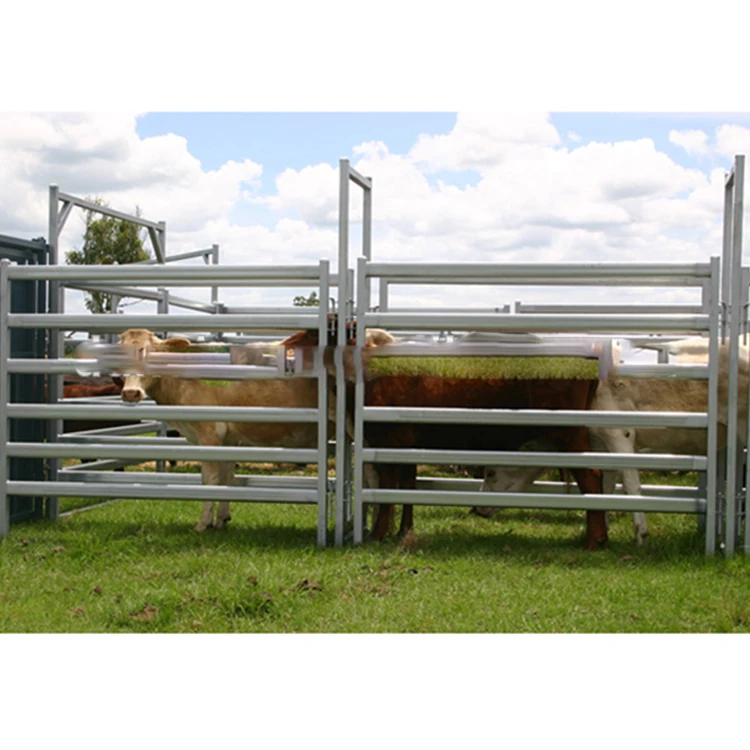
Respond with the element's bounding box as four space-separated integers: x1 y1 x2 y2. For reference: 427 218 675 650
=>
2 467 749 633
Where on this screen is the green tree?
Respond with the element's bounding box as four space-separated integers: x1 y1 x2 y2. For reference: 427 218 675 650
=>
293 291 320 307
66 199 151 314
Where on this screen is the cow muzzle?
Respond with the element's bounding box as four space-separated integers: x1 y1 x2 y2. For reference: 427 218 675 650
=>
121 388 145 403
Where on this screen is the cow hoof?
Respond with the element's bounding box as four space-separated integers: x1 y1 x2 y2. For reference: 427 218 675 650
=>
585 537 608 551
194 523 209 532
213 517 231 530
470 506 496 519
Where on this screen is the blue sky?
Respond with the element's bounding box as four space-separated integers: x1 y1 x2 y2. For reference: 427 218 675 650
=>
129 111 748 233
136 112 459 191
135 111 750 185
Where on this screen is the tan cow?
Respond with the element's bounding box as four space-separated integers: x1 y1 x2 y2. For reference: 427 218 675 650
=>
118 327 394 532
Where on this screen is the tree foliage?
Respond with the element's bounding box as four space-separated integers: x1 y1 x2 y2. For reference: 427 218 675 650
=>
293 291 320 307
66 199 151 314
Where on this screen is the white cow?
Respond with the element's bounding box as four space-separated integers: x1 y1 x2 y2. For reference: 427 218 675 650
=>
478 338 749 544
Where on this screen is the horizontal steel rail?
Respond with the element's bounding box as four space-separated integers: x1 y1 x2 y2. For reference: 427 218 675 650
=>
58 471 321 488
615 364 708 379
85 364 302 381
61 421 165 437
516 303 705 314
7 313 323 331
7 264 325 283
7 443 319 463
6 481 319 504
361 407 708 429
385 306 511 314
366 341 609 357
364 262 712 279
414 477 701 499
364 312 710 333
380 277 708 287
7 404 321 423
362 489 705 513
8 359 100 374
361 448 708 472
223 306 321 315
59 435 189 445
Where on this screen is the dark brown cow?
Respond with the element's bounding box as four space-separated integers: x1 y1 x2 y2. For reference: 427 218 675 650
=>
282 330 608 551
59 375 125 433
363 374 606 551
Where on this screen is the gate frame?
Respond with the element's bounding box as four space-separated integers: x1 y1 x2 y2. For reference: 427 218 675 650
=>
351 258 722 554
1 260 336 546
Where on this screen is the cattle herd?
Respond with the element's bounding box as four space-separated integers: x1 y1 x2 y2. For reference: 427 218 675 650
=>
71 326 740 551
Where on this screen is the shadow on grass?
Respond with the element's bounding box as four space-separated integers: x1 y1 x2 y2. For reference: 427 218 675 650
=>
15 503 710 571
59 517 321 554
363 521 707 569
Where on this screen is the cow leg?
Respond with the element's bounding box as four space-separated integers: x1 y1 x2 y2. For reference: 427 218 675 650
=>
396 466 417 538
591 427 647 545
601 470 616 532
196 460 222 531
398 504 414 538
367 464 402 541
214 462 235 530
363 462 380 535
571 468 607 550
369 504 394 541
195 501 215 533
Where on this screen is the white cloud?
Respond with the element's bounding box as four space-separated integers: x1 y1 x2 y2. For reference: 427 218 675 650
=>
567 131 582 143
668 128 710 156
262 163 339 224
714 124 750 159
0 113 262 237
409 112 561 172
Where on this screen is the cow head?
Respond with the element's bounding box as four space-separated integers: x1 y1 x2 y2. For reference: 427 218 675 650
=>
118 328 191 403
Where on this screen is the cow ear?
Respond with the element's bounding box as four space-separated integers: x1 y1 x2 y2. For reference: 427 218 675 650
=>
161 337 192 352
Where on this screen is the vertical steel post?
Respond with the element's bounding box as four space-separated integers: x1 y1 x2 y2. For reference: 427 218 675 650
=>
157 287 170 339
706 256 721 555
316 260 330 547
334 159 351 545
379 279 389 312
722 169 735 342
363 181 372 261
724 155 745 555
353 257 369 543
46 186 62 519
107 293 120 344
157 221 167 264
154 287 170 474
0 260 10 538
211 244 220 310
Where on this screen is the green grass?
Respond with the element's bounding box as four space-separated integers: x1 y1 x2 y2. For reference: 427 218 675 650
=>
367 356 599 379
3 466 749 633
